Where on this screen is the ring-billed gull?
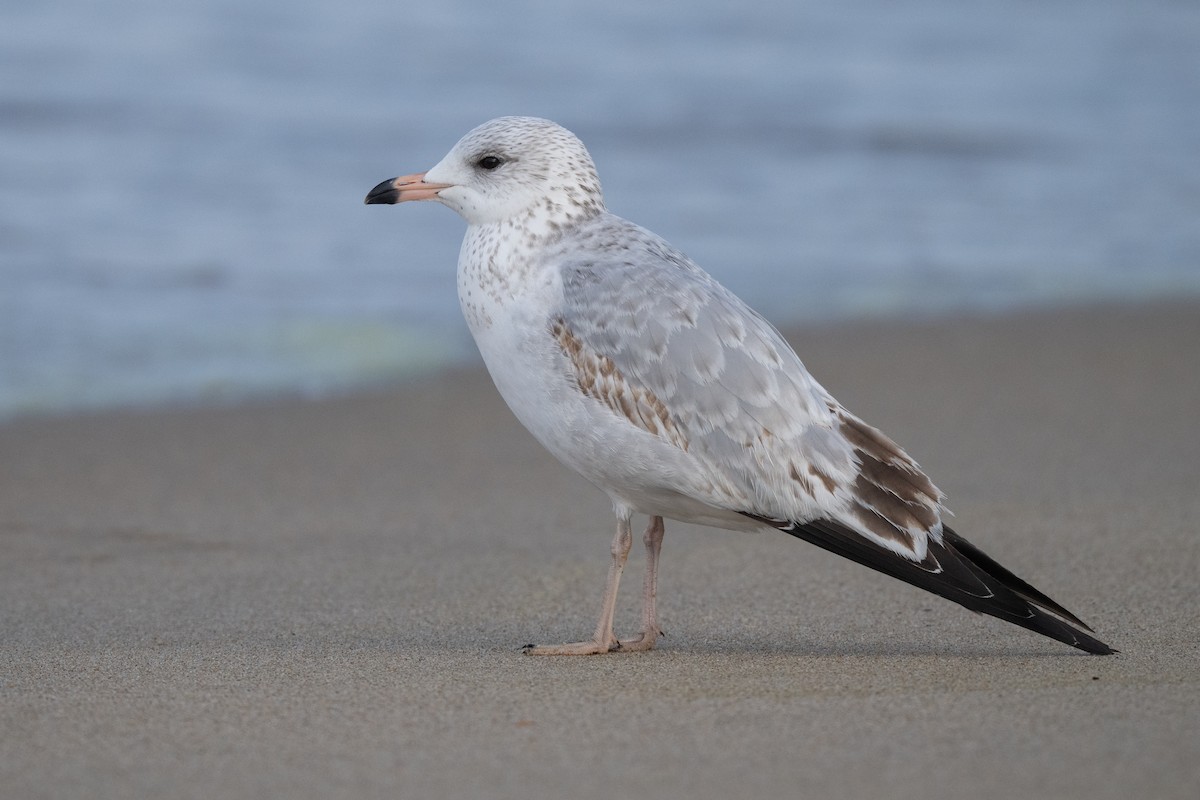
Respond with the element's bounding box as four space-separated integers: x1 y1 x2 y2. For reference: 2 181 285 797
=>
365 116 1114 656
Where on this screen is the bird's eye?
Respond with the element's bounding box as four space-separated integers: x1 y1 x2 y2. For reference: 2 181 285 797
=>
477 155 503 170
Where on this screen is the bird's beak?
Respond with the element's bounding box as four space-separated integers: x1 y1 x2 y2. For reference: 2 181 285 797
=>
364 172 452 205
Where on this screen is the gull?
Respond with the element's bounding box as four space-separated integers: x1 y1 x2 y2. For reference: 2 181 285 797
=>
365 116 1114 656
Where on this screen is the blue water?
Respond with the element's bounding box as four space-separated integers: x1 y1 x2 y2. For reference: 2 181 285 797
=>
3 0 1199 420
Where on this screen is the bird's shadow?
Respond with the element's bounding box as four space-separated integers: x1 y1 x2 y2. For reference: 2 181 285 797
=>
366 623 1099 660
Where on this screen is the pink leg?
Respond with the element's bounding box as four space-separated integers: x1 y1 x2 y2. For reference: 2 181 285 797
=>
618 516 665 652
523 515 634 656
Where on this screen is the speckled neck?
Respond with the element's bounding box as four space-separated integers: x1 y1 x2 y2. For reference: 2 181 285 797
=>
456 206 597 333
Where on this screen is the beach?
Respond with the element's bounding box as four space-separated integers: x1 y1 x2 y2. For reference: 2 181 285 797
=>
2 300 1198 799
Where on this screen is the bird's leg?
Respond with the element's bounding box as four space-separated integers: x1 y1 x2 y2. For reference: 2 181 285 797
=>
617 516 665 652
523 515 633 655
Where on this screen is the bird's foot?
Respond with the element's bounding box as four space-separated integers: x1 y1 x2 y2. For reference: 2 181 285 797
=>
616 627 664 653
522 637 619 656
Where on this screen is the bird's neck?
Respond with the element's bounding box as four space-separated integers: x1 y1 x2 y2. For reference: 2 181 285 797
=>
456 204 604 334
466 198 602 269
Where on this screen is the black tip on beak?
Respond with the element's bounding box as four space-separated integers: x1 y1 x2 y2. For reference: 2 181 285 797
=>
364 178 401 205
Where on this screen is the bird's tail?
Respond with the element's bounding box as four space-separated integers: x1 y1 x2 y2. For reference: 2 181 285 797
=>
753 516 1115 655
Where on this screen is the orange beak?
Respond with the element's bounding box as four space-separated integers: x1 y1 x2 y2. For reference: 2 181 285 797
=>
364 172 452 204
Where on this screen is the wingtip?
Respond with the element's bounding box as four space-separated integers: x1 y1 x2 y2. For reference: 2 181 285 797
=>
1075 635 1118 656
760 514 1115 656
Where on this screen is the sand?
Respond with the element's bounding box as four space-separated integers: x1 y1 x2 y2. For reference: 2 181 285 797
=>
2 301 1198 799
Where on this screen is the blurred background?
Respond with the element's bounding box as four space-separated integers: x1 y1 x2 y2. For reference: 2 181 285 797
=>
2 0 1198 420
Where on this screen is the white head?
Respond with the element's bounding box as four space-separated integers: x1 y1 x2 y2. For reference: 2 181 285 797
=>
365 116 605 227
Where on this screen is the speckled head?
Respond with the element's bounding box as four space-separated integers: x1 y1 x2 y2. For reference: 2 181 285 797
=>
365 116 606 227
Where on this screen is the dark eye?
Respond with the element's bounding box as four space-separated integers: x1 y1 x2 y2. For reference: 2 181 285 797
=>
477 155 503 170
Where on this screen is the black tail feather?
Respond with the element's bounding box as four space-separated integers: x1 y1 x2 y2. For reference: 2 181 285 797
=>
750 515 1115 655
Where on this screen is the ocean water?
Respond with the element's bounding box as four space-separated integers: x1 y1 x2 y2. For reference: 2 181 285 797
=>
2 0 1198 420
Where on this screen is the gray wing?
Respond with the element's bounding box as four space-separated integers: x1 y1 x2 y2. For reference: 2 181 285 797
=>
550 218 943 560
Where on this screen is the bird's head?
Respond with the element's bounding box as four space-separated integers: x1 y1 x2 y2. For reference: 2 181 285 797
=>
365 116 605 227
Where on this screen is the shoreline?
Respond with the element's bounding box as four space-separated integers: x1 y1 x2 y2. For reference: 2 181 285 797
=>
5 293 1197 428
2 298 1198 799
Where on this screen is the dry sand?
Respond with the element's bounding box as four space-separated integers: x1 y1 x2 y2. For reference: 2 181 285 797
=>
2 301 1198 799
